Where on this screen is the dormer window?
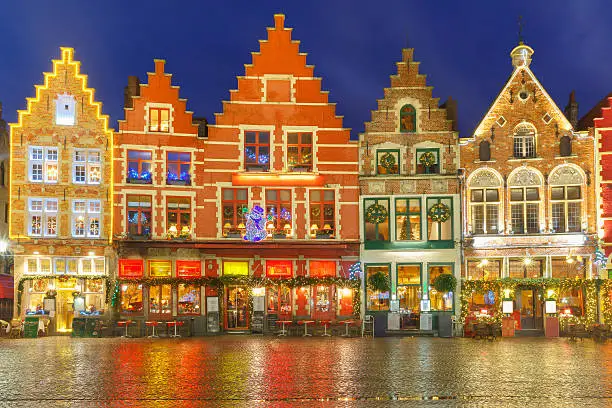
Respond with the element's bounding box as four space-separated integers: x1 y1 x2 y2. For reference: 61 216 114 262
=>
399 104 416 133
149 107 170 132
55 93 76 126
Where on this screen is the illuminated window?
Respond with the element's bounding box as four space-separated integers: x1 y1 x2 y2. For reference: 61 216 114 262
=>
148 260 171 277
551 257 587 279
267 285 292 316
265 189 292 235
395 198 421 241
166 152 191 185
376 150 400 175
266 260 293 278
470 189 500 234
73 149 101 184
509 258 544 278
167 197 191 237
244 131 270 171
428 265 453 311
287 132 312 171
127 195 151 237
29 147 58 183
223 261 249 276
120 283 143 314
25 258 52 274
416 149 439 174
397 265 421 327
366 264 390 311
149 285 172 314
176 260 201 278
55 93 76 126
551 186 581 233
149 107 170 132
399 104 416 133
28 198 57 237
118 259 144 278
364 198 389 242
222 188 248 236
72 200 101 238
427 197 453 241
466 259 502 280
178 284 201 315
81 258 105 275
127 150 153 183
510 187 539 234
513 123 536 158
309 190 335 238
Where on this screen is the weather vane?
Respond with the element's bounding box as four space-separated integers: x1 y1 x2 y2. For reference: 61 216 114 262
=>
518 15 524 44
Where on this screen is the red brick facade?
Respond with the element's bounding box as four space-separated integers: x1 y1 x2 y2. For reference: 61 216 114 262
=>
593 97 612 257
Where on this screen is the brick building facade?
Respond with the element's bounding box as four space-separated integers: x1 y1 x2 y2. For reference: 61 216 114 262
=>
9 48 113 333
359 48 461 332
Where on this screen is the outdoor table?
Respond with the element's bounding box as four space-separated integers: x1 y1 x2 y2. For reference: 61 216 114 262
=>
167 321 184 338
117 320 133 338
341 320 354 337
298 320 314 337
145 321 159 338
319 320 332 337
277 320 291 336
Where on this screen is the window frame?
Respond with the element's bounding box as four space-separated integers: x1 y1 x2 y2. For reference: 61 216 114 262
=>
399 104 417 133
73 149 101 185
127 195 152 237
244 130 271 171
126 150 153 183
551 185 582 233
363 197 390 242
510 186 540 234
426 197 453 242
265 189 292 235
148 107 170 133
72 199 101 238
222 188 248 236
55 93 76 126
470 188 500 235
166 151 191 185
309 189 335 238
29 146 58 183
166 196 191 235
28 198 58 237
427 263 455 312
286 132 313 171
513 125 537 158
177 283 201 315
416 148 440 174
394 197 422 241
365 263 391 312
376 149 400 175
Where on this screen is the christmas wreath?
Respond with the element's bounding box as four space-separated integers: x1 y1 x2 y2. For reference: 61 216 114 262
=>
223 207 234 218
428 203 450 223
365 203 388 224
311 207 321 217
419 151 436 168
380 152 396 171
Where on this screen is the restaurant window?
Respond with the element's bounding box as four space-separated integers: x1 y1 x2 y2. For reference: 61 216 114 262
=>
416 149 439 174
558 288 584 317
73 149 101 185
118 259 144 279
551 186 581 233
126 150 152 183
287 132 313 171
166 152 191 185
149 285 172 315
428 264 453 311
266 260 292 278
149 107 170 132
513 123 536 158
176 260 201 278
223 261 249 276
29 198 58 237
337 287 354 316
510 187 540 234
466 259 501 280
427 197 452 241
399 104 416 133
309 260 336 277
265 189 292 236
178 284 201 315
148 260 171 277
397 264 421 315
81 258 105 275
468 290 496 314
55 93 76 126
29 147 58 183
25 258 52 274
508 258 544 278
376 150 400 175
309 190 335 238
127 195 152 237
82 279 105 315
366 264 390 311
364 198 390 242
54 257 79 275
222 188 248 237
26 279 49 315
267 285 292 316
551 257 587 279
244 131 270 171
120 283 143 314
167 197 191 238
395 198 421 241
72 200 101 238
470 189 500 235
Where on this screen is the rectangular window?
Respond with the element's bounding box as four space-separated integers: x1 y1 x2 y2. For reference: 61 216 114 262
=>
551 186 582 233
244 131 270 171
309 260 336 277
466 259 501 280
178 284 201 315
223 261 249 276
25 258 52 274
557 288 584 317
508 258 544 278
309 190 335 238
222 188 248 236
364 198 390 242
166 152 191 184
287 132 313 171
266 260 293 278
428 265 453 311
416 149 440 174
118 259 144 278
120 283 143 314
29 198 58 237
470 189 499 234
376 150 400 175
395 198 421 241
551 257 587 278
366 264 390 311
265 189 292 235
148 260 171 277
127 195 152 237
267 285 292 316
73 149 101 185
427 197 452 241
397 265 421 323
514 135 536 158
126 150 153 183
149 285 172 315
510 187 539 234
176 260 201 278
149 107 170 132
167 197 191 237
29 147 58 183
72 200 101 238
55 94 76 126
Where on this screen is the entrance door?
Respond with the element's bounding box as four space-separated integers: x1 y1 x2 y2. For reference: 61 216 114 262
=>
56 291 74 333
225 285 249 330
517 289 542 330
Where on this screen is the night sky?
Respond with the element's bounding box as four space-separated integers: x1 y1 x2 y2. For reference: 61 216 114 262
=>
1 1 611 138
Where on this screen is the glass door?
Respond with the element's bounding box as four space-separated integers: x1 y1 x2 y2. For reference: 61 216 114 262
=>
56 290 74 333
225 285 249 330
517 289 543 330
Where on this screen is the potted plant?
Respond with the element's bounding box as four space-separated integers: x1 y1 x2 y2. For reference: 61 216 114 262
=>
431 273 457 337
367 272 390 306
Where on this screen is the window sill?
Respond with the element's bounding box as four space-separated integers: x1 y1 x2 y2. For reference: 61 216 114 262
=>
365 241 455 250
166 180 191 186
126 178 152 185
473 160 497 164
554 155 578 159
507 157 543 162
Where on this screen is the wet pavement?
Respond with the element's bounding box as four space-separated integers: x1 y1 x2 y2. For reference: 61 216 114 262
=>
0 336 610 407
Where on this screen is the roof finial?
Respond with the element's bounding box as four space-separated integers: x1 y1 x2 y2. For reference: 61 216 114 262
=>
518 15 524 45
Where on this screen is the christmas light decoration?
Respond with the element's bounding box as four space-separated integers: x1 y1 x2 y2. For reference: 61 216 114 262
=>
348 262 361 280
243 205 268 242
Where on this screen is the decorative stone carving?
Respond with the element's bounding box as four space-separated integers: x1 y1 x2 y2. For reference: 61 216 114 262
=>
431 179 448 193
368 181 385 194
508 168 541 186
400 180 416 193
549 165 583 186
469 169 501 187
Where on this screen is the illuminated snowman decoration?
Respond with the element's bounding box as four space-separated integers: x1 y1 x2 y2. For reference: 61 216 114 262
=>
243 205 269 242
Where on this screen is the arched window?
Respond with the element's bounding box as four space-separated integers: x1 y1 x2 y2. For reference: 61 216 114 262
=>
559 135 572 157
468 169 502 234
513 123 536 158
399 104 416 133
549 165 584 233
479 140 491 161
508 168 542 234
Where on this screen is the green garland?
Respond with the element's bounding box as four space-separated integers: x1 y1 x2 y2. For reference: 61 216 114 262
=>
428 203 450 223
419 151 436 167
365 203 388 224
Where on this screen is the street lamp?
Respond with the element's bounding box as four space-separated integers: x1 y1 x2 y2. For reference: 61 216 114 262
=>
0 240 7 253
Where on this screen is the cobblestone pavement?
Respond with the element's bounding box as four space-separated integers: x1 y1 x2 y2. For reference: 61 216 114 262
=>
0 336 610 407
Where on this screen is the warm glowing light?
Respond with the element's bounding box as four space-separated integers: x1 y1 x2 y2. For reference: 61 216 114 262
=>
121 285 128 292
480 309 488 315
339 287 352 297
237 223 245 229
503 288 511 298
251 287 265 296
0 241 8 253
547 289 555 299
523 257 532 266
566 257 574 264
168 225 178 235
88 251 95 257
232 172 324 187
33 251 39 255
223 223 232 229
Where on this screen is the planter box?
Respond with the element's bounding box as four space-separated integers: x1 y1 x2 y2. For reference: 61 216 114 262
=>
315 233 333 239
290 166 311 173
126 178 152 184
226 232 242 238
167 179 190 186
272 233 287 239
246 165 268 172
128 234 150 241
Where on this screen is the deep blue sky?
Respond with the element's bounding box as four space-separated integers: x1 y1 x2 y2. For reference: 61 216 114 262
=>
1 1 611 138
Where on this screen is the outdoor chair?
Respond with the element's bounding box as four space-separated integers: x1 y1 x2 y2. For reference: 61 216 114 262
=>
568 323 589 341
489 323 502 340
451 316 464 337
473 323 489 339
591 324 610 343
9 319 22 339
362 315 374 337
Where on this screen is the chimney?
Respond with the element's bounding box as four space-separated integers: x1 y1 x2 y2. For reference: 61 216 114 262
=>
440 96 458 132
564 90 579 129
123 76 140 109
192 117 208 138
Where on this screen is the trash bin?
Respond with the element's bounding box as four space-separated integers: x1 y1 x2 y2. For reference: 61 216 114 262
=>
438 312 453 338
373 313 387 337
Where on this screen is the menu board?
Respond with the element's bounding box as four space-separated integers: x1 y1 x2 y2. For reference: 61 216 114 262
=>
207 312 219 333
251 312 264 334
23 317 39 338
